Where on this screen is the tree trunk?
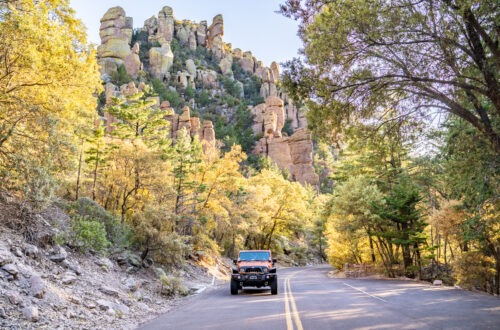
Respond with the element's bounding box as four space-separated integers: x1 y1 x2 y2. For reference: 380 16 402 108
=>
76 143 83 201
496 247 500 295
369 235 376 263
92 148 99 201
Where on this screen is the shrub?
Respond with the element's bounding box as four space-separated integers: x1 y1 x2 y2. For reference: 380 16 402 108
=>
453 251 496 292
22 161 56 210
111 65 132 86
159 275 188 296
70 216 110 254
70 198 132 248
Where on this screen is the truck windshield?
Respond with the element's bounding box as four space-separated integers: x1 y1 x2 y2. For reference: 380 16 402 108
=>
239 251 270 261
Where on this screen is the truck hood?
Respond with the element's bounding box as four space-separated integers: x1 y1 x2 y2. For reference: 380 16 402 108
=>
238 261 270 267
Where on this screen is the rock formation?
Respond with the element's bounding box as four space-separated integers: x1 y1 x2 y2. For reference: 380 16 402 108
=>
156 6 174 44
175 21 190 45
188 28 197 50
95 4 316 185
239 51 255 73
219 56 233 76
252 97 318 187
164 105 215 149
207 15 225 59
196 21 207 46
123 43 141 78
280 92 308 131
196 70 218 89
258 62 279 99
149 43 174 80
97 7 134 77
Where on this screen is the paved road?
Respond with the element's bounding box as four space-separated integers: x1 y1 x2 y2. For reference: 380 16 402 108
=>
138 265 500 330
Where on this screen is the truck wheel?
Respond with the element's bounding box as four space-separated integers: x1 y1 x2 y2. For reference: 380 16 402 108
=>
270 278 278 295
230 279 239 295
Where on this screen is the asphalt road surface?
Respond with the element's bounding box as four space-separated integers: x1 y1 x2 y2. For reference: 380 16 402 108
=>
138 265 500 330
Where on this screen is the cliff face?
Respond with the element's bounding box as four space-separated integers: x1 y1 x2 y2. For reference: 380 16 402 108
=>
96 5 317 187
252 97 319 187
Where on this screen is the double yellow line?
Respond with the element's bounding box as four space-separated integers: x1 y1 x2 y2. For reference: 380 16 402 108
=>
284 278 303 330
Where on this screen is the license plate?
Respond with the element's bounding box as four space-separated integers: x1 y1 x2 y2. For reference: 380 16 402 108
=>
250 275 257 280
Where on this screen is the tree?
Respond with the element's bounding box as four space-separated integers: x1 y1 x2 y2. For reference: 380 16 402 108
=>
104 90 171 222
246 168 313 251
171 128 203 234
436 116 500 293
0 0 101 201
192 145 247 253
280 0 500 152
373 174 426 277
84 126 110 201
324 176 384 268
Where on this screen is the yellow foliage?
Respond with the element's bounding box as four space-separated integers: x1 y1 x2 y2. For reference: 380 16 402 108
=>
0 0 102 195
325 215 372 269
453 251 496 292
429 200 467 241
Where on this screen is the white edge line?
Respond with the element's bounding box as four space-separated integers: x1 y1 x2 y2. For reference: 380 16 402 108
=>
343 282 388 302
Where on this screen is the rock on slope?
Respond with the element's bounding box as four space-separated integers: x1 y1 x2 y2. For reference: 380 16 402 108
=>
0 199 228 329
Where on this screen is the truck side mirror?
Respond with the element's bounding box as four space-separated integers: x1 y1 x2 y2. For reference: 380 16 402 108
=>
233 259 237 265
272 258 277 264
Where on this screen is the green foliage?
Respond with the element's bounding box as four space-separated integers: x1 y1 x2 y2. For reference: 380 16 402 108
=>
244 75 264 106
21 159 57 210
151 78 182 108
70 216 110 254
440 118 498 209
131 29 148 46
195 90 211 107
106 89 171 148
282 119 294 137
71 198 132 247
214 103 256 153
314 142 336 194
373 174 426 277
130 205 191 265
222 76 242 99
184 86 195 100
280 0 500 152
245 155 273 173
111 64 132 86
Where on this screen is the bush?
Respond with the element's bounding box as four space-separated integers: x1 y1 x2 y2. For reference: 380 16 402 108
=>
159 275 188 296
154 232 192 266
111 65 132 86
70 216 110 254
453 251 496 292
22 161 56 210
69 198 132 248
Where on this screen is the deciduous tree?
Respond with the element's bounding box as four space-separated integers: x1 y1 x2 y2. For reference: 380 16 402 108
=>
281 0 500 152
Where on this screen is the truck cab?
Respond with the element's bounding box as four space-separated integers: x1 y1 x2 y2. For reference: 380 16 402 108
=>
230 250 277 295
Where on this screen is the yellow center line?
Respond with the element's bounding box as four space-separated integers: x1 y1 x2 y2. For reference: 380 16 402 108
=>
284 278 293 330
284 277 304 330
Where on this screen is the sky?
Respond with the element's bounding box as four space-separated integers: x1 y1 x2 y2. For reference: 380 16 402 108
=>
70 0 302 67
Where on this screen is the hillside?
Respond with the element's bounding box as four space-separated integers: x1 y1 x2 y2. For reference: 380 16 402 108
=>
96 5 320 187
0 194 229 329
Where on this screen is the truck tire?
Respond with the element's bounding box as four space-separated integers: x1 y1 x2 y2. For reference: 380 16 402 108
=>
270 278 278 295
230 279 239 295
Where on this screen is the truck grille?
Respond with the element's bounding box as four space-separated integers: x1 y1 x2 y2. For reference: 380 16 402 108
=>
241 267 265 273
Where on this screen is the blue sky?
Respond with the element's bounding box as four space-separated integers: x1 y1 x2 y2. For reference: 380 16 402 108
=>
70 0 302 67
